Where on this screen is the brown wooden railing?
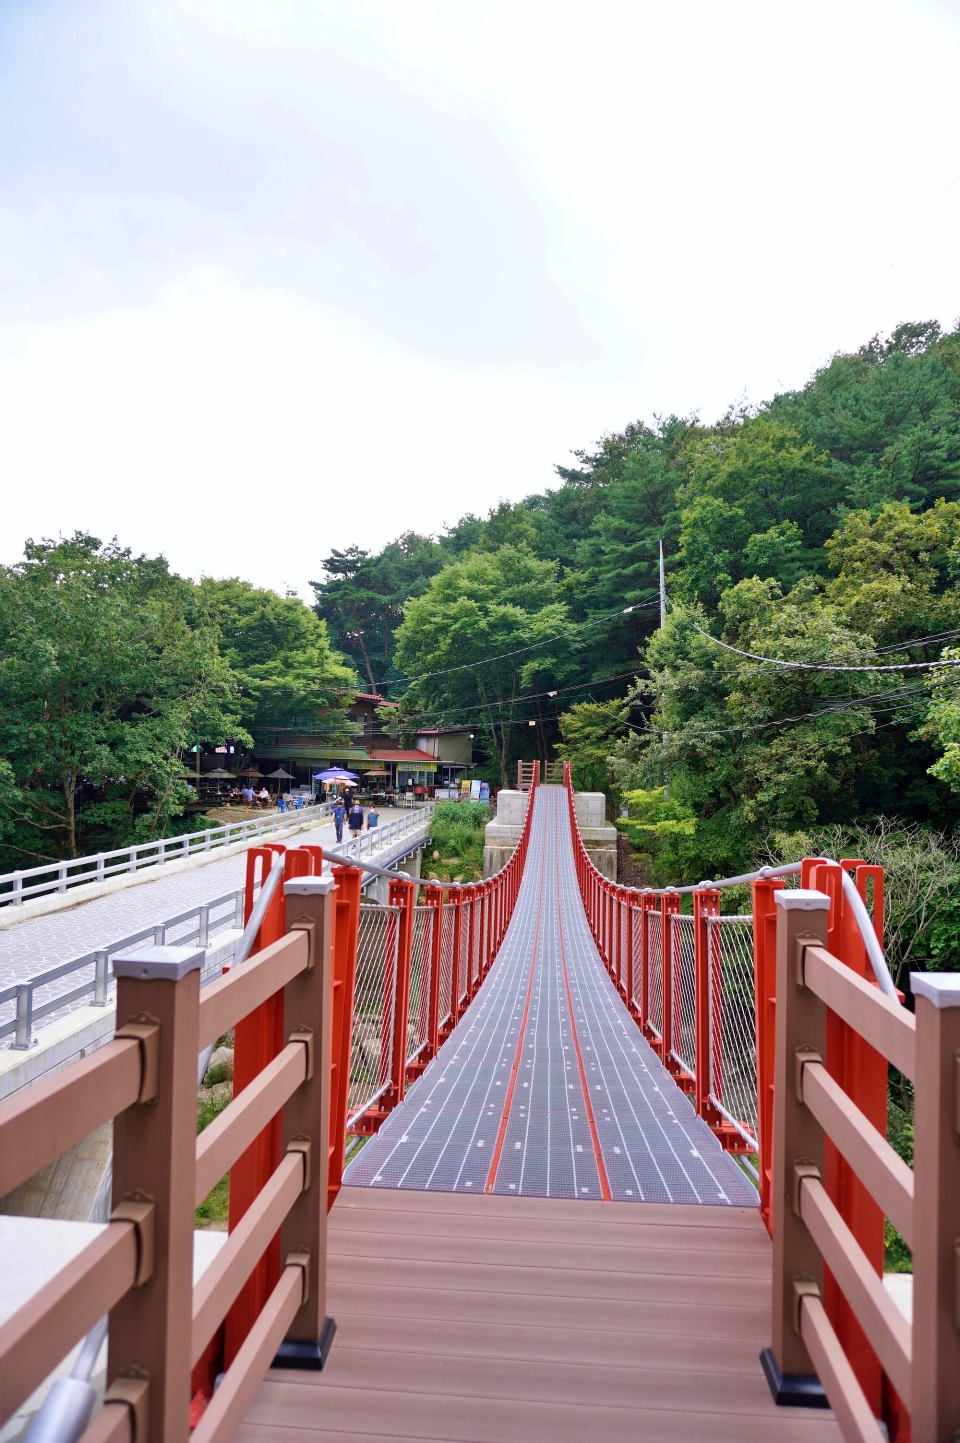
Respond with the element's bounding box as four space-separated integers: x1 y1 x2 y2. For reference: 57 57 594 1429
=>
0 873 337 1443
766 890 960 1442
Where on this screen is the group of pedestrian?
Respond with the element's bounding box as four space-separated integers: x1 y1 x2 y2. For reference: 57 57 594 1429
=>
331 793 379 843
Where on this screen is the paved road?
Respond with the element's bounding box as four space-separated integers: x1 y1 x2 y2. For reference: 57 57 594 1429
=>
345 788 757 1206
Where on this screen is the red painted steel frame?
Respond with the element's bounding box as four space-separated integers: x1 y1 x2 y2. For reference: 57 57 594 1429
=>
224 843 289 1367
802 857 889 1422
351 762 539 1138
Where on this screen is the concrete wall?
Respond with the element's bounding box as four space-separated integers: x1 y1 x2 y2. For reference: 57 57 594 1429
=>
482 790 618 881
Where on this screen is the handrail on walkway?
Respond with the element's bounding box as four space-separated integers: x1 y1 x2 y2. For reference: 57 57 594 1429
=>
0 801 333 908
1 807 433 1053
562 760 959 1441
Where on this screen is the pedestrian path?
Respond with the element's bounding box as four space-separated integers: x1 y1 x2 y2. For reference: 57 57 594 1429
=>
345 788 757 1206
0 809 408 986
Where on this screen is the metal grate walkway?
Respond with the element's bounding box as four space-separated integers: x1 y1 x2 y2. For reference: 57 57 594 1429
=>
344 788 757 1206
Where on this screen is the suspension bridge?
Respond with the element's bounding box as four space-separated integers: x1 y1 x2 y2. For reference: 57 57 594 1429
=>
1 767 958 1443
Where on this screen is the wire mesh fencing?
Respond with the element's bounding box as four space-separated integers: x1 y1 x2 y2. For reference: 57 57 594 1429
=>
706 915 758 1148
439 903 457 1030
669 913 697 1076
406 905 435 1069
630 905 642 1013
458 900 472 1009
647 910 663 1040
347 903 400 1127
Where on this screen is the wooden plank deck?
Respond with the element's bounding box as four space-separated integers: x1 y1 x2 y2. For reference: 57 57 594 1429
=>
239 1188 841 1442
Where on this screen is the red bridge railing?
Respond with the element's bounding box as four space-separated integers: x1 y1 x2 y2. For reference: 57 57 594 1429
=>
562 760 960 1441
0 771 538 1443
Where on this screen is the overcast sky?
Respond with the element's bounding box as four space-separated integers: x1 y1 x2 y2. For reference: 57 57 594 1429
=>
2 0 959 600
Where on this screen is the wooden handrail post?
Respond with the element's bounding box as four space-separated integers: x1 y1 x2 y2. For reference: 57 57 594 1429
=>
762 889 830 1405
109 944 203 1443
273 874 337 1370
910 971 960 1442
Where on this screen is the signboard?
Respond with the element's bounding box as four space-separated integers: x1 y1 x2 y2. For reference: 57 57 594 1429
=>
479 782 490 802
470 779 482 799
460 780 471 798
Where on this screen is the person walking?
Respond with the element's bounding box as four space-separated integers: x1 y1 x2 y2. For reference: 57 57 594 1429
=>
347 799 364 838
366 805 379 831
333 799 345 843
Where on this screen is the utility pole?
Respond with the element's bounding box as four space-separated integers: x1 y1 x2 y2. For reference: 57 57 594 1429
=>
659 539 669 797
659 539 666 629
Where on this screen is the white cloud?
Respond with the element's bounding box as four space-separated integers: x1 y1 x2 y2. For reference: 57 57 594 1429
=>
1 0 958 596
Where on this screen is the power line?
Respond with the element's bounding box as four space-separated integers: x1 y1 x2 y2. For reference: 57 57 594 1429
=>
679 614 960 673
588 677 933 744
369 601 659 690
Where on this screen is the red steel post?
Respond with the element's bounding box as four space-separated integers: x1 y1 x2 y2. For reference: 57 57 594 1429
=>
693 888 720 1117
660 893 681 1071
750 872 783 1235
424 883 445 1060
387 876 415 1105
450 889 464 1025
224 844 289 1367
326 862 360 1208
808 858 886 1419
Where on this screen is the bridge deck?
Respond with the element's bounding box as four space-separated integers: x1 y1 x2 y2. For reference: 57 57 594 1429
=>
345 787 756 1204
241 1186 840 1441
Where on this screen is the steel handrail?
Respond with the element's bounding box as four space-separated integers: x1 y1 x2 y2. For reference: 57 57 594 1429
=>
563 766 897 999
1 889 246 1048
0 801 332 907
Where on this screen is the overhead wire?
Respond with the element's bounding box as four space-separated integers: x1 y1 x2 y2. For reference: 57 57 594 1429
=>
677 611 960 673
366 600 660 691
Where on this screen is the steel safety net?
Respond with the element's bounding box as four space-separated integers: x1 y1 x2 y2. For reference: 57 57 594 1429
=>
347 903 400 1127
706 915 758 1148
670 913 697 1077
406 905 435 1068
439 903 457 1029
458 899 472 1008
630 905 642 1013
647 910 663 1040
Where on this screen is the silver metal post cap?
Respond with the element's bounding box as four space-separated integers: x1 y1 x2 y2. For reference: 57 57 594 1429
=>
773 889 831 911
910 972 960 1009
112 945 205 981
285 876 337 896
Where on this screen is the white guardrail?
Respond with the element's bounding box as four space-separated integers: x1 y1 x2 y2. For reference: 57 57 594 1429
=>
0 806 434 1050
325 806 432 870
0 801 334 908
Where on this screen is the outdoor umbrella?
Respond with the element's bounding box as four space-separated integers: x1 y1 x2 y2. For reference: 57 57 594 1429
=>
267 767 296 793
239 767 263 778
204 768 236 779
314 768 358 781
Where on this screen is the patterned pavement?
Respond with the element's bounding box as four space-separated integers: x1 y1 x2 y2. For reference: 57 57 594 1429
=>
344 788 758 1207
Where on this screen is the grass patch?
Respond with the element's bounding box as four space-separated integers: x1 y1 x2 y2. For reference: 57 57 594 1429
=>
196 1080 232 1228
424 800 489 883
886 1067 913 1272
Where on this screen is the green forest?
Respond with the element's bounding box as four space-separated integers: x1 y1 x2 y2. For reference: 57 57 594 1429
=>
4 317 960 983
